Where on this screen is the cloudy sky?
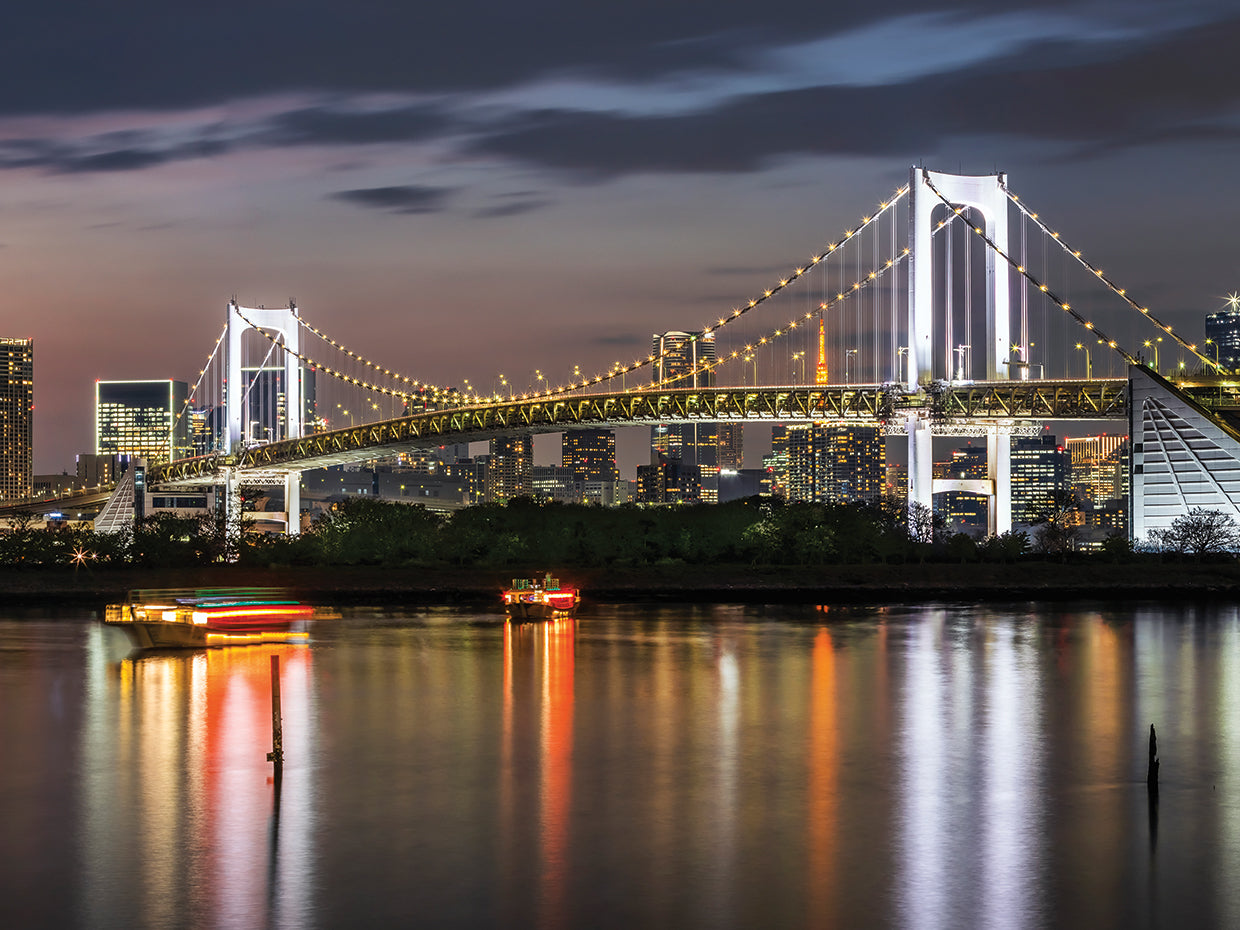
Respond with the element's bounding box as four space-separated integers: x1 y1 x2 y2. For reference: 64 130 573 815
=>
4 0 1240 474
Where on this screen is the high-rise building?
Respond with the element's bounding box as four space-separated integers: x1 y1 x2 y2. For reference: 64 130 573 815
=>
1205 305 1240 371
935 444 989 535
785 423 885 504
1064 435 1129 506
635 454 700 504
1010 433 1072 525
651 331 718 473
562 429 618 483
487 435 532 502
0 338 33 502
95 380 190 465
717 424 744 470
1064 434 1129 545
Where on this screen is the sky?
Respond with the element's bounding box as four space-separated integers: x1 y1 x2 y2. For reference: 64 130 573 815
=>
5 0 1240 476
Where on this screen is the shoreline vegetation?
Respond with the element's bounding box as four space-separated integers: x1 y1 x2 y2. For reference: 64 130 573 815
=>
5 561 1240 609
4 496 1240 609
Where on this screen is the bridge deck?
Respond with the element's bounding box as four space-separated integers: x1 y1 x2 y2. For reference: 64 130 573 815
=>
152 379 1130 485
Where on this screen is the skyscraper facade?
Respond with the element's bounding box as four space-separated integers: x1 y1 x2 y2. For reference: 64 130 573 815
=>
0 338 33 501
487 435 532 502
96 380 190 465
784 423 885 504
650 331 718 472
562 429 618 483
1205 306 1240 371
1010 434 1072 525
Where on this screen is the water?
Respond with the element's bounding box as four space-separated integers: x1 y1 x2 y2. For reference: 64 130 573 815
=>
4 601 1240 929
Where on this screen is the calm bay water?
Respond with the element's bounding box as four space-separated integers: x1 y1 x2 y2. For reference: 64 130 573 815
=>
4 601 1240 929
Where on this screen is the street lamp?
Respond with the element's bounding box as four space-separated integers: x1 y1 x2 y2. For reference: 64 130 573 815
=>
896 346 910 384
845 348 859 385
954 344 971 382
1075 342 1092 380
1143 337 1162 373
792 351 805 383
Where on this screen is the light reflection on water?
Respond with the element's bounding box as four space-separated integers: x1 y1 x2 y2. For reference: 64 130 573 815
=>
6 603 1240 927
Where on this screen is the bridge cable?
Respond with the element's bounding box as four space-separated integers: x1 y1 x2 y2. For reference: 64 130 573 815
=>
166 323 228 458
1001 184 1219 373
920 171 1140 368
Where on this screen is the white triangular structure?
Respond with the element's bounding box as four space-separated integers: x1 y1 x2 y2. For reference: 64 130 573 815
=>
93 466 137 534
1131 365 1240 542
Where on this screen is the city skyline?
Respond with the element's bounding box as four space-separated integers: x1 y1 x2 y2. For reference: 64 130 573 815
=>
3 1 1240 473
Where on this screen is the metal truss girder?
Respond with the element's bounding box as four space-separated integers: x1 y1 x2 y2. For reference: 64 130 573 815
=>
147 380 1129 479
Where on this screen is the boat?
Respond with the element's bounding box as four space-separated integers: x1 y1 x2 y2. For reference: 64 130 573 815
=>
502 574 580 620
103 588 314 649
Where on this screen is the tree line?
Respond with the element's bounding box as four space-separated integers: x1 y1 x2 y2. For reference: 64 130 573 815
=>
2 497 1238 569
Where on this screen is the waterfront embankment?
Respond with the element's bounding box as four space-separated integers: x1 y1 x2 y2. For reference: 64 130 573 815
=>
3 560 1240 609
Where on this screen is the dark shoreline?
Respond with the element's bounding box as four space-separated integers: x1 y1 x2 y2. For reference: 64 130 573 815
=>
3 561 1239 610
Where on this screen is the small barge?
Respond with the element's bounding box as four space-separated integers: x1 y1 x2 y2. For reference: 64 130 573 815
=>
104 588 314 649
502 574 580 620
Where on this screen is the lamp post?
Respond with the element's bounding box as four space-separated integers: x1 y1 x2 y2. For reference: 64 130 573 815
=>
954 344 971 382
896 346 909 384
845 348 858 385
792 351 805 383
1144 337 1162 373
1075 342 1092 380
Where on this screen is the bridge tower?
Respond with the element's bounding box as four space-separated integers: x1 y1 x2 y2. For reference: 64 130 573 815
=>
224 300 303 534
905 168 1014 536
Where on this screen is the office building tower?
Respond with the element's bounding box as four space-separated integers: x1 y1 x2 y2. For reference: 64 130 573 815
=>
1010 433 1072 525
651 331 718 473
935 444 989 535
1065 434 1129 545
635 454 700 505
717 424 744 470
95 380 190 465
562 429 618 483
532 465 578 503
1205 305 1240 371
0 338 33 501
76 452 129 487
487 435 532 502
784 424 885 504
766 425 792 497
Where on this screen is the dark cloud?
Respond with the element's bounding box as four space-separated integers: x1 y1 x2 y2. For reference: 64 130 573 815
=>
465 14 1240 175
257 105 453 147
473 196 553 218
329 184 455 214
0 1 1071 115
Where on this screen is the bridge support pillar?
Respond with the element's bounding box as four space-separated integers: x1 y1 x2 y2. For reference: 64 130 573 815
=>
285 473 301 536
907 414 935 529
987 426 1012 536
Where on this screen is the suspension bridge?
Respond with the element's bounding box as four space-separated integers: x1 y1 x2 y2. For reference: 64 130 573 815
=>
62 168 1240 540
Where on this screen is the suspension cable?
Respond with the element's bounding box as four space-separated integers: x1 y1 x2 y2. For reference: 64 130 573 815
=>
166 323 227 456
1001 184 1217 372
920 171 1139 367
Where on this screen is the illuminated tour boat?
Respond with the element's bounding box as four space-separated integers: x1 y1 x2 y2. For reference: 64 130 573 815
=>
104 588 314 648
502 574 581 620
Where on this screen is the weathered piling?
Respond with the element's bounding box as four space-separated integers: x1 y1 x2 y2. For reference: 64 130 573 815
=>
267 654 284 770
1147 724 1159 794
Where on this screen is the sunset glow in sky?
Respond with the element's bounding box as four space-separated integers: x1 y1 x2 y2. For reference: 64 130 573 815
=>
5 0 1240 472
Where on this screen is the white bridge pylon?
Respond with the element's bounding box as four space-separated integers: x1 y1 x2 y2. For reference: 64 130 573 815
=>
225 300 303 534
906 167 1014 536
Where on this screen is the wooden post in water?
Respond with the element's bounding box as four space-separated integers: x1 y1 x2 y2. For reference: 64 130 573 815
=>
267 654 284 770
1147 723 1159 794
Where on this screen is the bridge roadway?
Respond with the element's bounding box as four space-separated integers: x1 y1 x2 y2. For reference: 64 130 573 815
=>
151 378 1130 487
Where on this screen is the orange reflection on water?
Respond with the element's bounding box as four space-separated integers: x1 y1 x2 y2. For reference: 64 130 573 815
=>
104 643 311 926
500 619 576 929
807 627 838 925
